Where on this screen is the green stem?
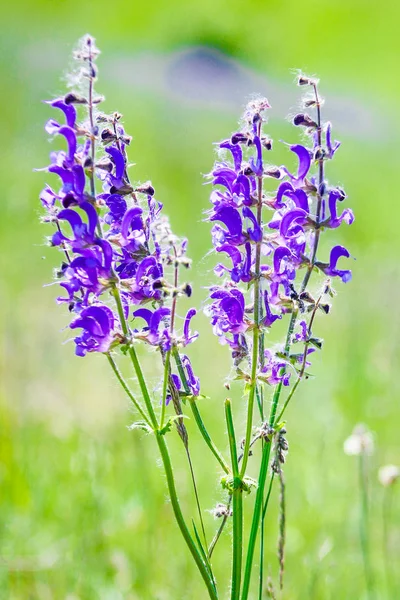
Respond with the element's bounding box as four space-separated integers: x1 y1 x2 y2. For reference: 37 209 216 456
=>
156 432 218 600
225 399 243 600
106 353 151 427
173 347 230 475
240 132 263 480
359 453 375 600
160 349 171 429
382 486 393 597
262 471 275 520
112 286 159 430
190 398 231 475
241 313 297 600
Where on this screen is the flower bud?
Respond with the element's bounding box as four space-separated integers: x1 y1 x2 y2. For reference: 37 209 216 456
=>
64 92 87 105
293 113 318 128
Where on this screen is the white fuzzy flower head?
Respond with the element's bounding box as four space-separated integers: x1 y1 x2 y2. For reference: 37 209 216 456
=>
343 424 374 456
378 465 400 487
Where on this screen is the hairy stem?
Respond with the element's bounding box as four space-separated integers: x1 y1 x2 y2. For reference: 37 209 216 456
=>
173 347 230 474
159 349 171 429
106 353 151 426
225 399 243 600
156 432 218 599
240 123 263 480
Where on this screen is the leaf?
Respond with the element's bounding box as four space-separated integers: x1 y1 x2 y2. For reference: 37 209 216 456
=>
127 421 153 434
158 414 189 436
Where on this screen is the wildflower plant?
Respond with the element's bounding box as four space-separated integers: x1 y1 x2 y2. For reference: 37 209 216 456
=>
38 36 354 599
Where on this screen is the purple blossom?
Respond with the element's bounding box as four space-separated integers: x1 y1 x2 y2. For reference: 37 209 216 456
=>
70 304 117 356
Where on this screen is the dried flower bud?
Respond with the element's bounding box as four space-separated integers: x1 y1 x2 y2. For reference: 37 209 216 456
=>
262 137 273 150
182 283 192 297
264 167 283 179
293 113 318 128
64 92 87 105
231 132 249 145
303 98 317 108
318 303 330 314
110 184 134 196
136 182 155 196
314 147 326 161
101 128 117 144
83 156 93 169
297 75 318 87
95 159 113 172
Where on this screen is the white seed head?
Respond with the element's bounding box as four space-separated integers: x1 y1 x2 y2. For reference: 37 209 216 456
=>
343 424 374 456
378 464 400 487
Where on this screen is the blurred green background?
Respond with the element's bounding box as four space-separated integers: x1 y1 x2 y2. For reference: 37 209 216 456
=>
1 1 399 598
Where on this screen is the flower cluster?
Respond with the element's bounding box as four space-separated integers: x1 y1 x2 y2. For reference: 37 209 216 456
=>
39 36 199 390
206 79 354 381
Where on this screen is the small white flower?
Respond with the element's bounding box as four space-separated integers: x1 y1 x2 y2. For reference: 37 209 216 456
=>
378 465 400 487
343 424 374 456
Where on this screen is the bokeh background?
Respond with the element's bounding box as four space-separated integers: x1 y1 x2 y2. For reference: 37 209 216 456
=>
1 1 399 598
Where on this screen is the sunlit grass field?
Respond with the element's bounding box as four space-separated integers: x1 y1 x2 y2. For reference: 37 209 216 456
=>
1 1 399 598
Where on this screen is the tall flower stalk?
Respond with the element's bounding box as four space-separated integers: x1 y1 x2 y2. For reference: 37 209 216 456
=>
206 76 353 599
38 36 354 599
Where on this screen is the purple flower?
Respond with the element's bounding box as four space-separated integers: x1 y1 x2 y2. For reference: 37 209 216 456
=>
207 287 248 340
261 350 291 386
52 202 98 249
133 307 171 349
317 245 352 283
181 354 200 396
280 145 311 186
70 304 117 356
324 189 354 229
325 122 341 159
183 309 199 346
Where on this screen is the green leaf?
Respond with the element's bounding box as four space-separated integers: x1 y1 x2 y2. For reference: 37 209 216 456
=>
127 421 153 434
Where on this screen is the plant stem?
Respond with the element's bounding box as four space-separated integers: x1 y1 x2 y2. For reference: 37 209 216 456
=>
382 486 393 597
241 312 296 600
225 399 243 600
173 347 231 475
106 353 151 427
156 432 218 600
109 295 217 598
240 129 263 480
112 286 159 430
159 349 171 429
359 453 375 600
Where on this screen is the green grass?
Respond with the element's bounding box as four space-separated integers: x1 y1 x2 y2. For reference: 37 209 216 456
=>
1 1 400 598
